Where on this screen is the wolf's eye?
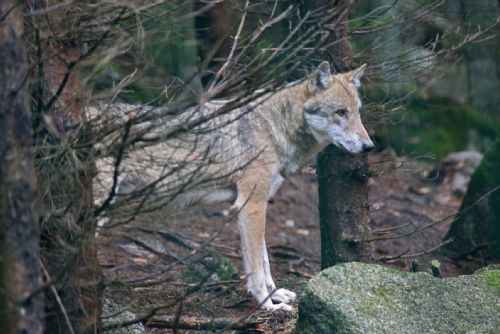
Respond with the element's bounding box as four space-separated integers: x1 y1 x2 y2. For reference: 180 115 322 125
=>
336 108 348 117
306 107 321 114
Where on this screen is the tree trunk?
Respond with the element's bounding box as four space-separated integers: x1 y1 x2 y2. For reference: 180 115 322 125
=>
302 0 374 268
301 0 354 72
26 2 103 333
459 0 500 122
0 2 45 332
317 147 373 268
194 1 238 86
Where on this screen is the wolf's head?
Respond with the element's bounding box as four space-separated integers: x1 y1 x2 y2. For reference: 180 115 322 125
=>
304 62 373 154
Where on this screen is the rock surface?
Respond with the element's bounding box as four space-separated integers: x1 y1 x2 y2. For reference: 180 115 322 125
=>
297 262 500 334
429 150 483 196
102 298 145 334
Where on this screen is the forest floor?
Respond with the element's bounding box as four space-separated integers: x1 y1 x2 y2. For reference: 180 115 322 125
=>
98 149 486 333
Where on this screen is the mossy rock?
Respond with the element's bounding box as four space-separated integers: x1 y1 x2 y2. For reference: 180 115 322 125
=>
297 262 500 334
445 137 500 259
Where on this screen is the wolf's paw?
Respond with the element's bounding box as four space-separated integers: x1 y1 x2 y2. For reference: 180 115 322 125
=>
271 288 297 304
263 302 294 312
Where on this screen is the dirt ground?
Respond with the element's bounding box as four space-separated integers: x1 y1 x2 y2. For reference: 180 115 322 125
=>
98 149 486 333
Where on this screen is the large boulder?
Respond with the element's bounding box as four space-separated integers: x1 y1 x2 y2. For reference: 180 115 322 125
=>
297 262 499 334
445 138 500 259
428 150 483 196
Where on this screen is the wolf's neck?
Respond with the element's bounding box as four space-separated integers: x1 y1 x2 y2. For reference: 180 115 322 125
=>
256 82 321 171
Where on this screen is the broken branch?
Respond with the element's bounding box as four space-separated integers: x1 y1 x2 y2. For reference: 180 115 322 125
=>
145 315 265 332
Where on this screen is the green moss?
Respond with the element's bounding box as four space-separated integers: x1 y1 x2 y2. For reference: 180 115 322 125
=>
373 286 394 302
386 268 411 278
374 97 499 159
184 253 237 283
465 138 500 198
185 265 205 283
484 271 500 289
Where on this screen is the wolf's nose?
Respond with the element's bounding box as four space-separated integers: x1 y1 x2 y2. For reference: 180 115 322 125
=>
362 142 374 152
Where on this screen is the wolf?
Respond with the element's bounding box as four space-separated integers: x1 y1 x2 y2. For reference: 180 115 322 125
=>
92 61 373 311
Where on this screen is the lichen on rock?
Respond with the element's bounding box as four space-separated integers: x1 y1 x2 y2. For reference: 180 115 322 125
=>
102 298 145 334
297 262 500 334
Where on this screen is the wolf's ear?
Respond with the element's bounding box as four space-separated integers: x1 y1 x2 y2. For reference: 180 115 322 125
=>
345 64 367 88
309 61 332 93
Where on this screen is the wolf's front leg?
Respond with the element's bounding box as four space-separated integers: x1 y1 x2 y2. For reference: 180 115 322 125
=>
237 206 292 311
236 177 292 311
262 241 297 304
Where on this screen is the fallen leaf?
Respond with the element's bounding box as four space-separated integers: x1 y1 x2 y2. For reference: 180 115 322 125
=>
132 257 148 265
296 228 310 236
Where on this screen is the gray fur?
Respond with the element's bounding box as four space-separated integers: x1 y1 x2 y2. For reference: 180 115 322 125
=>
91 63 372 311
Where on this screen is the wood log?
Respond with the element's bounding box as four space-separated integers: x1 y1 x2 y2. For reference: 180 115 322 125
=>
146 315 265 332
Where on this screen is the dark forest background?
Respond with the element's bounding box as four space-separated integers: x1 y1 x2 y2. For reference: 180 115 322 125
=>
1 0 499 333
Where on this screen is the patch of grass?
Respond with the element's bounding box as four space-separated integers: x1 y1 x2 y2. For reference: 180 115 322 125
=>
185 264 205 283
212 252 238 281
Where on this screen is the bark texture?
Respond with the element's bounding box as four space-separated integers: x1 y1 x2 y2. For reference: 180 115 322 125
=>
0 2 44 332
317 147 373 268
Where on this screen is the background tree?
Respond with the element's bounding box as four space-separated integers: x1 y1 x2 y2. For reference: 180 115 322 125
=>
441 0 499 121
0 1 44 332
